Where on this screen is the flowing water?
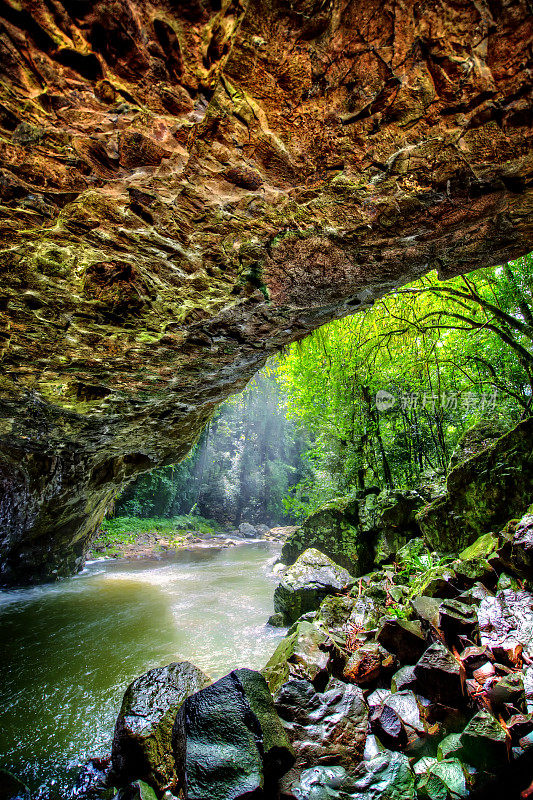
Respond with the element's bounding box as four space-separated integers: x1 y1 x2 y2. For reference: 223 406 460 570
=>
0 541 286 798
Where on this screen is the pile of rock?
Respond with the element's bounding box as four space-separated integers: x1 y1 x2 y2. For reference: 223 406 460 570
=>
258 508 533 799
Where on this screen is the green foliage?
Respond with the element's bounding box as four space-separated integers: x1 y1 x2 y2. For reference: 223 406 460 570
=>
277 255 533 512
102 514 220 537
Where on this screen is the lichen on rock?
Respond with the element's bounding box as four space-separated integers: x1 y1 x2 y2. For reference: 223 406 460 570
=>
0 0 531 584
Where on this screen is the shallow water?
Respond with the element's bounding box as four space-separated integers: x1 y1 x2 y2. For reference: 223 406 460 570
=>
0 542 285 797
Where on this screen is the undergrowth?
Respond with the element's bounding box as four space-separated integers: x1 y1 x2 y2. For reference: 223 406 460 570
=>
88 514 222 557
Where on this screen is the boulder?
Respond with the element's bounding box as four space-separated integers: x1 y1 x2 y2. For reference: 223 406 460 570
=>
73 758 115 800
414 757 468 799
280 497 370 573
498 505 533 579
377 618 427 664
459 709 508 771
279 765 352 800
417 418 533 552
437 733 464 761
370 702 406 748
347 751 416 800
410 596 442 630
262 620 331 694
370 690 426 753
478 589 533 664
267 612 286 628
438 599 479 642
343 642 396 686
364 489 425 565
0 770 30 800
391 665 417 693
448 420 509 471
317 595 357 633
274 549 355 625
111 662 210 794
414 643 464 706
346 596 385 632
238 522 259 538
274 677 368 775
173 668 294 800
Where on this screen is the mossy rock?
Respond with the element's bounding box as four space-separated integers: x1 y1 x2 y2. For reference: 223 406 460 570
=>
261 620 330 694
418 418 533 552
459 532 500 561
281 496 370 573
274 548 355 625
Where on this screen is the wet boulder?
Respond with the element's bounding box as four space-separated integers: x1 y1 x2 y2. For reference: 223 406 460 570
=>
437 733 464 761
507 713 533 743
173 668 294 800
414 643 464 706
262 620 331 694
317 594 357 633
478 588 533 664
459 645 494 673
0 770 30 800
281 756 416 800
370 702 406 749
391 665 417 693
343 642 396 686
347 751 415 800
274 677 368 775
370 690 426 754
420 567 459 599
267 612 286 627
280 765 352 800
346 596 386 633
459 709 508 771
410 596 442 630
73 757 115 800
111 662 211 794
438 599 478 643
485 672 525 712
414 757 468 799
280 497 370 573
377 618 427 664
274 549 355 626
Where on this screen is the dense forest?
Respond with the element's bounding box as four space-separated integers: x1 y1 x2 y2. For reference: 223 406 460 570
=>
115 254 533 526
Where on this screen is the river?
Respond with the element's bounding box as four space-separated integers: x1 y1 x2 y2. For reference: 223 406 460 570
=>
0 541 286 798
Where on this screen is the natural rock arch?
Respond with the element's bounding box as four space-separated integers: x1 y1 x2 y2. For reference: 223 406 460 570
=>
0 0 531 584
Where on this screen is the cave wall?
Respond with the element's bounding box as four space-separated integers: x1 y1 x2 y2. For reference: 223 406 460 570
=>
0 0 531 584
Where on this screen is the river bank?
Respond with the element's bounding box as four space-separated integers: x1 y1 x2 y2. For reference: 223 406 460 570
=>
89 518 296 561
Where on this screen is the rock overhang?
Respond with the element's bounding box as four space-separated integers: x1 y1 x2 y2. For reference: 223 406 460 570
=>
0 0 531 584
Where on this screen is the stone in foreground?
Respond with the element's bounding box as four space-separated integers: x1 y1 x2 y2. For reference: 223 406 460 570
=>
0 770 31 800
262 620 331 695
275 677 368 788
173 668 294 800
111 662 211 794
274 549 355 625
459 710 508 771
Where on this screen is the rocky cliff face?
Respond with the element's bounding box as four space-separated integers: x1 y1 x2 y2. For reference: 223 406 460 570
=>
0 0 531 584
